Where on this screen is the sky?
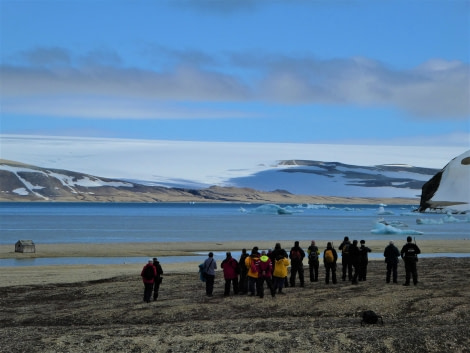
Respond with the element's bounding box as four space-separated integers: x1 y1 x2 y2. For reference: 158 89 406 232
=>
1 0 469 148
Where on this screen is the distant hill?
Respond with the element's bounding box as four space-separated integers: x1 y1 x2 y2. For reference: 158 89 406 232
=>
226 159 438 198
0 159 421 204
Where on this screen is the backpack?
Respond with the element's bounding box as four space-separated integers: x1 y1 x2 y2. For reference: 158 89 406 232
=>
361 310 383 326
291 249 302 261
249 257 259 274
342 243 350 255
324 249 334 263
143 265 155 280
308 247 319 262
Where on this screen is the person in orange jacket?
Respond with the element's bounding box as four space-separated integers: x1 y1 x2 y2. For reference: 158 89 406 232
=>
245 247 260 296
272 254 290 294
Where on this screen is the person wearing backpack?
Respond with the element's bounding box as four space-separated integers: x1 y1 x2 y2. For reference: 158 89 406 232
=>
339 236 352 281
358 240 371 281
289 241 305 287
245 247 261 296
323 242 338 284
221 252 239 296
400 236 421 286
141 258 157 303
152 257 164 301
307 240 320 282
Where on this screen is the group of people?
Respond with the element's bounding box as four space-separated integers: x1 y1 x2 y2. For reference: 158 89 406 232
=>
142 236 421 301
140 257 164 303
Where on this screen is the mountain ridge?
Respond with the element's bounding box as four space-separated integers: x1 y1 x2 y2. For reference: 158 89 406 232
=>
0 159 421 204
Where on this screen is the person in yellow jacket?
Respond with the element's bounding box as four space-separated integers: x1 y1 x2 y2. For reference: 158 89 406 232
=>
245 247 260 296
272 254 290 294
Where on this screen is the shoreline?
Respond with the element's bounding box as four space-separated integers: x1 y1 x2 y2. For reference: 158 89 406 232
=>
1 239 469 288
1 239 469 260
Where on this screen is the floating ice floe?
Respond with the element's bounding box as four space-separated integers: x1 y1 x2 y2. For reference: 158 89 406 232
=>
377 218 409 228
377 206 394 215
416 212 470 225
244 204 300 215
371 222 423 235
293 204 328 210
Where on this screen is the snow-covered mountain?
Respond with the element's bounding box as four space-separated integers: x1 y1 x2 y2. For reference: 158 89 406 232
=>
225 160 437 199
0 158 437 203
1 135 468 209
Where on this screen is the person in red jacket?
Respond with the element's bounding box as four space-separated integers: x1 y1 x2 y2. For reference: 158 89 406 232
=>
141 259 156 303
257 250 275 298
221 252 239 296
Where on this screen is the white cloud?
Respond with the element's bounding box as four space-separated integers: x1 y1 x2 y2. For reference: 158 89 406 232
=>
1 48 468 120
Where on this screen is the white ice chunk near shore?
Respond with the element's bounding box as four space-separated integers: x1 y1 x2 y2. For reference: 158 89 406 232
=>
370 222 423 235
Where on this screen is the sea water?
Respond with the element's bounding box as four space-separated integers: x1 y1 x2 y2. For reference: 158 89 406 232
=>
1 202 469 266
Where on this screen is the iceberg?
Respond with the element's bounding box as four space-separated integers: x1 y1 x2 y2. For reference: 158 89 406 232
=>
370 222 423 235
416 212 470 225
377 206 394 215
246 204 295 215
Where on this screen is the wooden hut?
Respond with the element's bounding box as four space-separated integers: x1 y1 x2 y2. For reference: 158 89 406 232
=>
15 240 36 253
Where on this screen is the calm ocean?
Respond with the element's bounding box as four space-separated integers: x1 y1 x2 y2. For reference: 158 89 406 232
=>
1 202 469 266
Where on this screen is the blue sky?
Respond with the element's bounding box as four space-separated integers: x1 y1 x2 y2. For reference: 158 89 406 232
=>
1 0 469 146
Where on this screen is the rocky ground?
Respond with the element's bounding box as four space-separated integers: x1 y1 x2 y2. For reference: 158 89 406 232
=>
1 258 469 353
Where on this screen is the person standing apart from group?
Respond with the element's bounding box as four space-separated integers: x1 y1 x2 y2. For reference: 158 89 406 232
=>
323 242 338 284
307 240 320 282
339 236 352 281
204 252 217 296
152 257 164 301
384 240 400 284
401 236 421 286
141 259 157 303
289 241 305 287
221 252 239 296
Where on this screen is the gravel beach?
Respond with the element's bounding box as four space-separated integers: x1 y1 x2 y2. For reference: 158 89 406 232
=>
1 240 469 353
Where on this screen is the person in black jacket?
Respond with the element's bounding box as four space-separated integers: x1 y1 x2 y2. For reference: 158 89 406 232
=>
401 236 421 286
238 248 249 294
339 236 352 281
152 257 164 301
384 240 400 283
307 240 320 282
349 240 361 284
289 241 305 287
358 240 371 281
323 242 338 284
